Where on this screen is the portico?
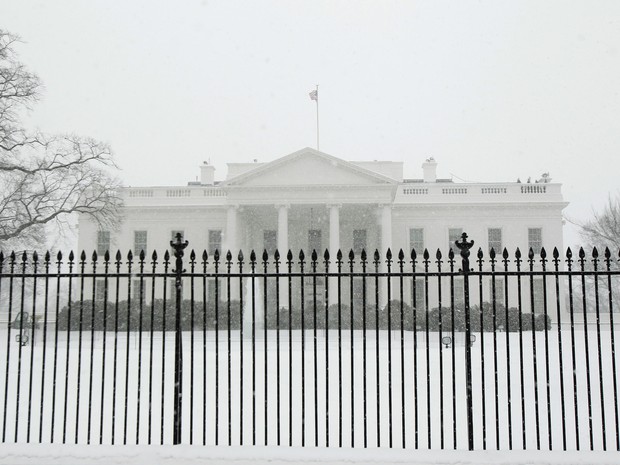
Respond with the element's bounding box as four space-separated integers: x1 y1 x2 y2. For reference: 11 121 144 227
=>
227 203 386 258
221 202 389 306
222 149 397 250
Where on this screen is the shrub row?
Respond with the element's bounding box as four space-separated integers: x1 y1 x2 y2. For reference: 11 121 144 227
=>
56 299 550 332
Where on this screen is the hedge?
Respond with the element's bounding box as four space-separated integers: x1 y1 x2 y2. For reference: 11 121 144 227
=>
56 299 550 332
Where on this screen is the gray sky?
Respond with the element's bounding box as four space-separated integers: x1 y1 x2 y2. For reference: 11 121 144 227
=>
4 0 620 247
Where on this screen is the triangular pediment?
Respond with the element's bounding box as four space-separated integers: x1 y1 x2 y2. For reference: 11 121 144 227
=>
223 148 397 187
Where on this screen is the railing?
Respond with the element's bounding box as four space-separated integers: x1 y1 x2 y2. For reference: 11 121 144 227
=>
123 186 226 205
481 187 507 195
402 188 428 195
0 233 619 450
166 189 191 198
521 185 547 194
441 187 468 195
128 189 154 198
397 183 561 203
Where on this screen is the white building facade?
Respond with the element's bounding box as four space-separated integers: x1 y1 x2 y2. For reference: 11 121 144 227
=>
78 148 567 311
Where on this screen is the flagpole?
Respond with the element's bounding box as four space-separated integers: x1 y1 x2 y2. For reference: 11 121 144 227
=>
315 84 320 151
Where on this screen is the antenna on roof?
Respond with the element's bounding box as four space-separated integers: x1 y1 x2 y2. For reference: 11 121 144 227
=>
449 172 476 183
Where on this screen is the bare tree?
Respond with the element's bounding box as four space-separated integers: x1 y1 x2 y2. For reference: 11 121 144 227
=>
567 194 620 314
579 194 620 253
0 30 122 251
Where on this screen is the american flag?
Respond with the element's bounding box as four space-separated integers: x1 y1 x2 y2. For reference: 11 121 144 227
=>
309 89 318 101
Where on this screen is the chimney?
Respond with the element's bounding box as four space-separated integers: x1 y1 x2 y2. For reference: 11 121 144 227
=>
422 157 437 183
200 162 215 185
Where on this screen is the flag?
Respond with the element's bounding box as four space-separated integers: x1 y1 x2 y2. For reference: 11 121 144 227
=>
309 89 318 101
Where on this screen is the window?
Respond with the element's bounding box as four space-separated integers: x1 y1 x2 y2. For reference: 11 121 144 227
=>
409 228 424 254
264 230 277 255
413 278 425 311
352 279 365 309
132 278 145 302
95 279 106 301
448 228 463 250
489 277 505 306
207 278 219 304
488 228 502 255
134 231 147 256
453 277 464 307
308 229 322 255
353 229 367 254
208 230 222 255
528 228 542 254
97 231 110 256
168 279 178 302
532 278 545 313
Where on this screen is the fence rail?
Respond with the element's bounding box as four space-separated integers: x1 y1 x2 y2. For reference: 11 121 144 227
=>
0 232 619 450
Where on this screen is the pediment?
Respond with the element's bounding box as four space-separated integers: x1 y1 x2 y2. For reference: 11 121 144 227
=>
223 148 397 188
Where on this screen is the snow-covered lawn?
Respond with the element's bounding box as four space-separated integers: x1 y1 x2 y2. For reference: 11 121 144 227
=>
0 444 619 465
1 326 619 451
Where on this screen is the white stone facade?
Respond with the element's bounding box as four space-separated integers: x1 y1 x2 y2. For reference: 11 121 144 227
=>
78 147 567 310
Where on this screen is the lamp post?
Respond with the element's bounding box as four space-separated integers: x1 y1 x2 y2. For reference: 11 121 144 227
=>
456 232 475 451
171 233 188 445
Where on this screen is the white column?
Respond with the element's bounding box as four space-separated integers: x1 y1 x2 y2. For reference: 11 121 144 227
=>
225 205 239 300
225 205 238 256
329 204 341 255
380 204 392 255
379 204 393 308
277 204 289 307
328 204 341 305
277 204 289 257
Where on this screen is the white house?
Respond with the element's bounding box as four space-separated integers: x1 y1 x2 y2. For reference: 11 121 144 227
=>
78 147 567 311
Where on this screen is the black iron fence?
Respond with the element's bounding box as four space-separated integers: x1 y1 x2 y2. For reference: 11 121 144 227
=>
0 232 619 450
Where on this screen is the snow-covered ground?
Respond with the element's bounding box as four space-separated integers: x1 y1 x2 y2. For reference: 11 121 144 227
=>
2 326 619 451
0 444 619 465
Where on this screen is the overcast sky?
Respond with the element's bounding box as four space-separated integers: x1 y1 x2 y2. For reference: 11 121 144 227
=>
4 0 620 247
